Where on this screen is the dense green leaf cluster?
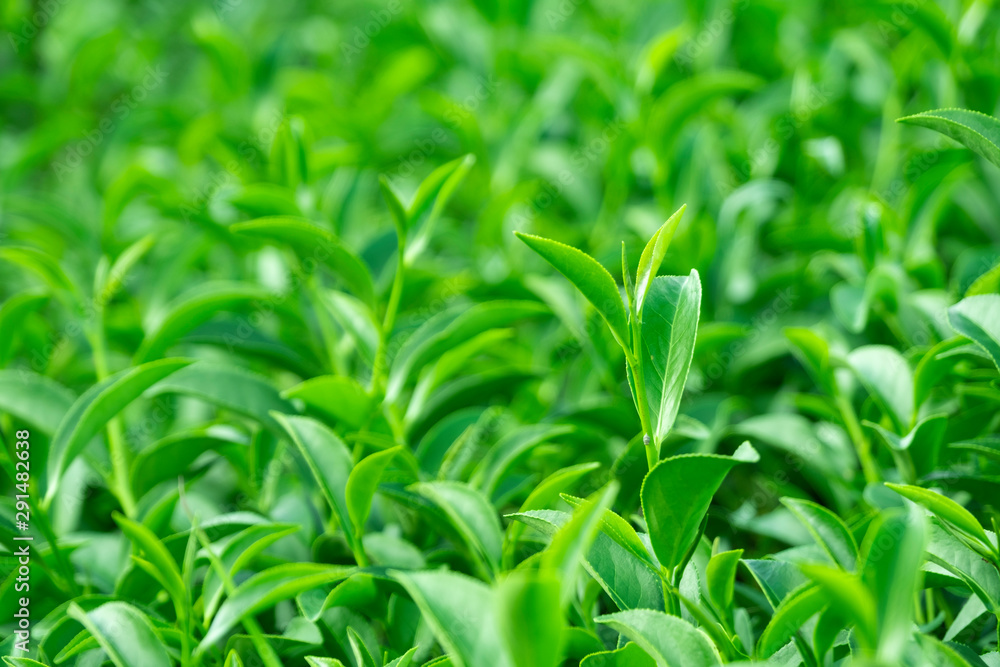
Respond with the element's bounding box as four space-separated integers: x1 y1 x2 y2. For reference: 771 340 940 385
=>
1 0 1000 665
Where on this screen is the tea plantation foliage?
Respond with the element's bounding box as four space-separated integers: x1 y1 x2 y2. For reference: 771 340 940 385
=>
2 0 1000 666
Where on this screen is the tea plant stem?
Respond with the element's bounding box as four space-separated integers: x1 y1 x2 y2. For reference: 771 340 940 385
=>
659 568 680 616
834 391 879 484
90 317 137 516
190 521 283 667
628 317 657 470
372 242 406 394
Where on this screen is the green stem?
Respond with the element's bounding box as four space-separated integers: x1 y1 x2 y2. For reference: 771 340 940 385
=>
659 568 680 616
834 391 879 485
628 315 657 471
190 521 283 667
90 318 137 516
371 243 406 394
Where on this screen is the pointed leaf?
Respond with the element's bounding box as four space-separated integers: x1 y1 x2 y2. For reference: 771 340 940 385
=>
230 217 375 307
756 584 826 658
641 442 758 572
515 232 629 349
412 481 504 576
135 282 274 362
114 513 187 619
45 358 192 503
595 609 720 667
148 361 294 433
705 549 743 613
497 570 563 667
346 446 401 536
780 498 858 571
635 205 685 315
898 108 1000 168
544 483 619 605
274 414 356 548
393 569 512 667
640 271 701 446
283 375 374 429
199 563 353 651
67 602 171 667
581 643 656 667
885 483 990 549
948 294 1000 371
847 345 914 433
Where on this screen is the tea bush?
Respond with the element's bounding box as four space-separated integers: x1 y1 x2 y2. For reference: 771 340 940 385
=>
2 1 1000 666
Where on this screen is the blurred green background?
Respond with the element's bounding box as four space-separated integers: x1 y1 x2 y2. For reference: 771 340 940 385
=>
3 0 999 413
3 0 1000 658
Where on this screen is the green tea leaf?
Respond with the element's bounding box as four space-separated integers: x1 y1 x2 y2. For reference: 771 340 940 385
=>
756 584 826 658
114 513 188 621
135 282 275 362
67 602 172 667
346 445 401 537
0 369 74 436
580 643 656 667
742 559 808 610
471 423 574 498
926 520 1000 614
273 414 358 555
0 292 48 364
898 108 1000 168
860 507 927 660
705 548 743 613
385 647 419 667
515 232 629 350
885 483 990 549
202 523 300 623
130 428 245 495
45 358 192 503
847 345 914 433
148 361 294 433
497 570 563 667
412 480 504 577
784 327 834 395
230 216 375 306
544 483 619 605
199 563 353 651
560 493 656 570
595 609 721 667
380 175 408 241
639 271 702 446
635 205 686 315
780 498 858 571
393 569 512 667
641 442 758 573
283 375 374 429
799 565 876 650
0 246 77 299
948 294 1000 372
507 510 664 611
